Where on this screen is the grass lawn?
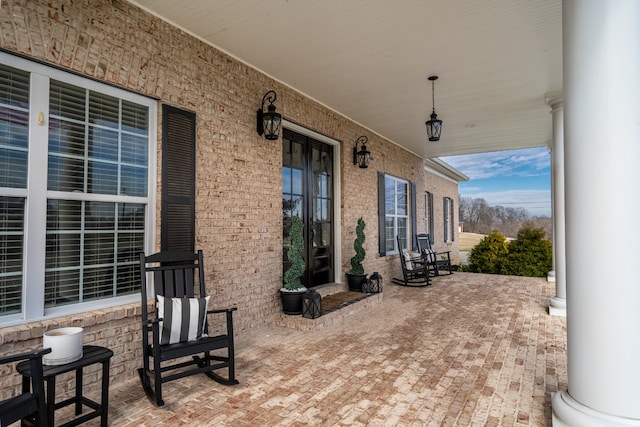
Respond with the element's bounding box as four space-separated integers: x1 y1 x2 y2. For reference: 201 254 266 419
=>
459 232 488 251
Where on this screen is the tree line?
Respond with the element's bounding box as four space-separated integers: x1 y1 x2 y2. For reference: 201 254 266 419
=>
459 196 552 239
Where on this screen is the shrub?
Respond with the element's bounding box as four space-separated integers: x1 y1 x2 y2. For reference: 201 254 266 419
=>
467 230 509 274
283 215 306 291
501 223 552 277
348 217 366 275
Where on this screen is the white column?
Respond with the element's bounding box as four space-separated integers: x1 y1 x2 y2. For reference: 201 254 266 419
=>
547 94 566 317
552 1 640 425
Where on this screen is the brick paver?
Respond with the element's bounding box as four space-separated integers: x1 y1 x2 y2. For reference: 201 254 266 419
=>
56 273 566 426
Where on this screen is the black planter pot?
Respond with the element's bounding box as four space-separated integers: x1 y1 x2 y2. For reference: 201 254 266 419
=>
346 273 368 292
280 289 306 315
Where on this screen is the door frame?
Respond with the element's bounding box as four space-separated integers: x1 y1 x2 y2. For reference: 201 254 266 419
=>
282 120 343 284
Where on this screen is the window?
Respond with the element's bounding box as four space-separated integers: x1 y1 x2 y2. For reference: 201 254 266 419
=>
425 191 434 244
0 53 156 324
443 197 454 242
377 173 414 254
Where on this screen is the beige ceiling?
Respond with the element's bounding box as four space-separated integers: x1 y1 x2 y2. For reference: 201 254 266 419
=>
128 0 562 159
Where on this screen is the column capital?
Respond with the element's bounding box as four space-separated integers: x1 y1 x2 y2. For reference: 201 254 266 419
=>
545 91 563 111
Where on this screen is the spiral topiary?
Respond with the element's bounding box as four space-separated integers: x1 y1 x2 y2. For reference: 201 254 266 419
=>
283 215 306 291
349 217 366 275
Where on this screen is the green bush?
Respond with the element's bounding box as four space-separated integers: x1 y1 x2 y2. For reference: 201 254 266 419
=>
500 223 552 277
283 215 306 290
348 217 366 275
467 230 509 274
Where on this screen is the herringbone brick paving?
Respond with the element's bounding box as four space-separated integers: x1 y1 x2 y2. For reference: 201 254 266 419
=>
55 273 567 426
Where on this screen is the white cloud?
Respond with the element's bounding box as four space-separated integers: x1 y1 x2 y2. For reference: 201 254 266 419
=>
442 147 550 180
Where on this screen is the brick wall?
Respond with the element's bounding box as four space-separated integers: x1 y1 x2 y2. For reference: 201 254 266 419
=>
0 0 459 394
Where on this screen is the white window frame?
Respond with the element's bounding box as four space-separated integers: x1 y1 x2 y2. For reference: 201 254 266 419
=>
443 196 454 243
385 175 409 253
0 52 157 326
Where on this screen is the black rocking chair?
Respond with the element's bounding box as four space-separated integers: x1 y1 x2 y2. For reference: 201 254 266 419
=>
139 249 238 407
0 348 51 427
392 236 431 287
416 233 453 275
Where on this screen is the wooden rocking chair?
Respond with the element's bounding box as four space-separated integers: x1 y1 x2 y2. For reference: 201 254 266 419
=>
0 348 51 427
416 233 453 275
138 249 238 407
392 236 431 287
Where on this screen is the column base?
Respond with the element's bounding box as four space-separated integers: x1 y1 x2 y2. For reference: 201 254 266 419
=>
547 270 556 282
548 296 566 317
552 390 640 426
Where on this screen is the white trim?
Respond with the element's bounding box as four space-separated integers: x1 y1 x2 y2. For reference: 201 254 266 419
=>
282 120 342 284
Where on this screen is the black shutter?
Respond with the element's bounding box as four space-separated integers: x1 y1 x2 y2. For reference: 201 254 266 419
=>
429 194 434 244
161 105 196 252
411 181 417 250
378 172 386 256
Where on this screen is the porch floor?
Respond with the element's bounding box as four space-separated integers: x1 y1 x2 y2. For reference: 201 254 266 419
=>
55 273 567 426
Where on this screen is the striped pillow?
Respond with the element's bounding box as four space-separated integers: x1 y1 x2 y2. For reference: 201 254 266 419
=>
156 295 210 345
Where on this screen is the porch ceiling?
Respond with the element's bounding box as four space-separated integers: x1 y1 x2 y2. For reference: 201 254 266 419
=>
128 0 562 159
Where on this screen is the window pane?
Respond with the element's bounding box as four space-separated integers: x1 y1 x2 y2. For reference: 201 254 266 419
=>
89 126 119 161
0 196 24 315
0 64 30 107
84 233 115 265
47 156 85 192
385 178 394 213
0 107 29 188
120 165 147 196
385 217 395 252
50 80 86 121
396 181 407 215
86 201 115 230
121 133 148 166
83 266 115 301
118 203 145 230
49 79 150 197
291 168 303 195
117 232 144 263
88 161 117 194
116 263 139 295
89 92 119 130
45 269 80 307
121 100 149 134
49 118 86 156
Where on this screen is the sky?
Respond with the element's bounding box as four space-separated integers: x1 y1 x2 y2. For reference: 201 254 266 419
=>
441 147 551 217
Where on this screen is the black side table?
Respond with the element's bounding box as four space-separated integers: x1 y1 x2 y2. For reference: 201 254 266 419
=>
17 345 113 427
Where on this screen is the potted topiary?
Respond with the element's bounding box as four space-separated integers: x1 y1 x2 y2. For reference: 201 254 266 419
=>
280 215 307 314
346 217 367 292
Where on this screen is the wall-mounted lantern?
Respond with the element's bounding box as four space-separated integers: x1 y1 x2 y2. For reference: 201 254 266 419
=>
256 90 282 140
353 136 371 168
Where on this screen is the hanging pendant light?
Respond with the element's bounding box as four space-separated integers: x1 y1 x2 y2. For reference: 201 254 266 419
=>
425 75 443 142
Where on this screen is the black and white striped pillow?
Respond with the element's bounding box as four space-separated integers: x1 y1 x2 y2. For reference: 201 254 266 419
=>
156 295 210 345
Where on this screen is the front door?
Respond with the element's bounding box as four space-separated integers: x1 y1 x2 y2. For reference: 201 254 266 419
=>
282 129 334 288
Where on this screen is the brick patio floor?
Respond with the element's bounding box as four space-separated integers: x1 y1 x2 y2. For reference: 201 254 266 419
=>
57 272 567 426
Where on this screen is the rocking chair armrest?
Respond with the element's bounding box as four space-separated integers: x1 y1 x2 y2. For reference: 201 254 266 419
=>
143 317 162 326
207 307 238 315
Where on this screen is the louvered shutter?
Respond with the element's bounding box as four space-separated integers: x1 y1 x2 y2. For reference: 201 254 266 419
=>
161 105 195 251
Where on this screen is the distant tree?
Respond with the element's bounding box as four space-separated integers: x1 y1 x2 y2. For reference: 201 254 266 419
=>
459 195 550 239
